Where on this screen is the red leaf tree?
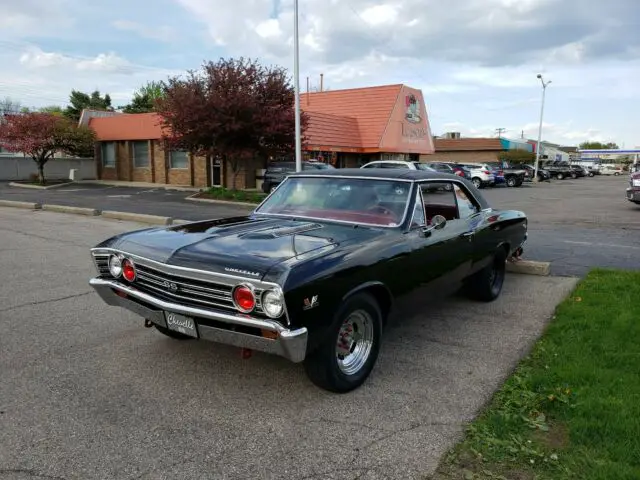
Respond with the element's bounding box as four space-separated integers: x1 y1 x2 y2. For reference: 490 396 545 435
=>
0 112 96 184
156 57 308 189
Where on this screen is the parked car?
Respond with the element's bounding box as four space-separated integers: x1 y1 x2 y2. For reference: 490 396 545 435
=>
627 171 640 205
600 165 624 176
262 160 335 193
521 164 551 182
423 161 460 177
454 163 496 189
571 163 596 177
89 168 528 392
446 163 473 180
485 161 526 187
360 160 436 171
541 161 574 180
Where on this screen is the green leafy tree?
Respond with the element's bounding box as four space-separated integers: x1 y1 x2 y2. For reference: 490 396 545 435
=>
579 141 619 150
497 150 537 164
39 105 64 115
63 90 113 121
120 81 165 113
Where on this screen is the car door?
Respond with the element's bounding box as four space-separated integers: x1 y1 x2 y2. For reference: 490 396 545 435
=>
408 180 475 290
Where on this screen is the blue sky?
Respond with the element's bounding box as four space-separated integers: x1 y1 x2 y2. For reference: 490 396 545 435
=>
1 0 639 147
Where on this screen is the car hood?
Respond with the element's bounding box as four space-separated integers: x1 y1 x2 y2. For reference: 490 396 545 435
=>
106 215 383 279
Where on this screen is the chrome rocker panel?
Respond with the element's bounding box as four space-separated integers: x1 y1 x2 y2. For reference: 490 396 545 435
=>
89 277 308 363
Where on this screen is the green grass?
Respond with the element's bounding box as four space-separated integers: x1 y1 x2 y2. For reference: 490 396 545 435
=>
431 268 640 480
201 187 266 204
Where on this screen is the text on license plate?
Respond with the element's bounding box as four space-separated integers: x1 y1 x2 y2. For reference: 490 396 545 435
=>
164 312 198 338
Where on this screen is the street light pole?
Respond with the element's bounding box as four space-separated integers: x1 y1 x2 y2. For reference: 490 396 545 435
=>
534 73 551 182
293 0 302 172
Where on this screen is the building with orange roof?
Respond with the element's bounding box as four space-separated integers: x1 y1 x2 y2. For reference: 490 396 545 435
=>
85 83 436 189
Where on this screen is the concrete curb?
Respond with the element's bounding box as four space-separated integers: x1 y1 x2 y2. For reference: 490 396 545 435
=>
76 180 201 192
9 181 73 190
0 200 42 209
506 259 550 276
185 193 259 208
101 210 173 225
42 204 100 216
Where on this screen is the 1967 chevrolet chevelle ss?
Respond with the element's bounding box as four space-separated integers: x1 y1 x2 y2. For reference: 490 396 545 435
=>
89 168 527 392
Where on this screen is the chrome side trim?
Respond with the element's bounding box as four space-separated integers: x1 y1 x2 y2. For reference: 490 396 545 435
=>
89 277 307 363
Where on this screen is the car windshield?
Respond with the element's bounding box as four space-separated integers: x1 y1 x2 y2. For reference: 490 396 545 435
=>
255 176 411 227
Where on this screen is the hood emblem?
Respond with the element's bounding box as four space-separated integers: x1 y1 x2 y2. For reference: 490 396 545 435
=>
163 280 179 292
225 267 261 277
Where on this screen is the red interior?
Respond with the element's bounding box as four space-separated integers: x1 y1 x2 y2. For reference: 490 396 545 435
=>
271 207 400 226
424 204 458 225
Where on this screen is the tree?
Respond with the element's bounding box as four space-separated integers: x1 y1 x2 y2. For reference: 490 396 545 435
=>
0 113 96 184
156 57 309 189
63 90 113 121
497 150 536 164
120 81 165 113
39 105 64 115
0 97 22 116
579 141 619 150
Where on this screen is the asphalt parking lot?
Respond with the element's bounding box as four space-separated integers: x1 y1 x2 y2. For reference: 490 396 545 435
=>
1 175 638 277
0 208 578 480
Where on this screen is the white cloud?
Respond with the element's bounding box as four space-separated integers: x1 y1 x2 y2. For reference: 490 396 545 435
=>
112 20 178 43
19 47 135 74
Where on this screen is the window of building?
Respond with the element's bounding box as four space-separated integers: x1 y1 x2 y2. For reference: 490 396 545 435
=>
132 141 149 168
169 150 188 169
101 142 116 168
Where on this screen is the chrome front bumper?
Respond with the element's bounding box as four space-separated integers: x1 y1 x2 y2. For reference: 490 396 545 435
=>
89 277 308 363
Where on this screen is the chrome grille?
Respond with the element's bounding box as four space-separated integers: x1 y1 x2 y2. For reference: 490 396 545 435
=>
93 253 111 276
133 263 266 315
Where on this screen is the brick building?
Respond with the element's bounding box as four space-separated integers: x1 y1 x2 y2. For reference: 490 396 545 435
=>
86 83 436 189
425 135 533 163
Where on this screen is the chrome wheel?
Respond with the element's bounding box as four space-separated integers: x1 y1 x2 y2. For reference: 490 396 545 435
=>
335 310 374 375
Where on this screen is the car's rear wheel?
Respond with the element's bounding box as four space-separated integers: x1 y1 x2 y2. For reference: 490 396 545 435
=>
556 172 564 180
464 248 507 302
304 292 382 393
472 177 482 189
153 324 195 340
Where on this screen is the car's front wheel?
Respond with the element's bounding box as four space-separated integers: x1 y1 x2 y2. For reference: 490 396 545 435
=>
304 292 383 393
506 176 517 187
463 248 507 302
556 172 564 180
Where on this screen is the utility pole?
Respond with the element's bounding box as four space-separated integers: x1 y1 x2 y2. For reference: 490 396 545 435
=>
495 127 506 138
534 73 551 182
293 0 302 172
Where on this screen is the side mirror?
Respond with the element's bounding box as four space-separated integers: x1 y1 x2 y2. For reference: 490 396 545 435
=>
420 214 447 237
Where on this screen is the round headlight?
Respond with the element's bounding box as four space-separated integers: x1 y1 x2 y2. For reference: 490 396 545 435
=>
108 255 122 277
262 290 284 318
232 284 256 313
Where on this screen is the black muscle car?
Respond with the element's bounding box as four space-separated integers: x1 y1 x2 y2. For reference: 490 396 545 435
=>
89 169 528 393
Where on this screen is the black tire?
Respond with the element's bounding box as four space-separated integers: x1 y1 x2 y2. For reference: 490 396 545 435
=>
571 172 577 179
589 172 594 177
154 324 195 340
556 172 564 180
614 172 620 176
472 177 482 189
506 176 517 187
464 248 507 302
304 292 383 393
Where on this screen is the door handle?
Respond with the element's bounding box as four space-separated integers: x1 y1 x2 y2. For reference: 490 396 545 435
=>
460 231 474 238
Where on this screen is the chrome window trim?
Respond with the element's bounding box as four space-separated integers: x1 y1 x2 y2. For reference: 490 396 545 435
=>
253 175 415 229
90 247 290 325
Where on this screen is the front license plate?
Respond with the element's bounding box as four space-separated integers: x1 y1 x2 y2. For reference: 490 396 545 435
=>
164 312 198 338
